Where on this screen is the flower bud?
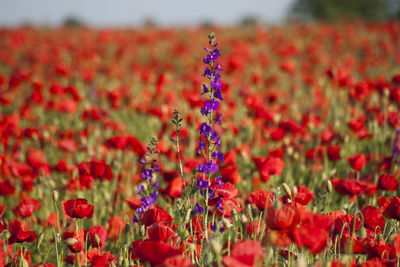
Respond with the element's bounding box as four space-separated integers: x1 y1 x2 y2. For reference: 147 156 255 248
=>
36 232 45 250
184 209 192 224
221 218 232 229
360 227 367 239
241 214 248 224
282 183 292 197
326 180 333 193
52 190 59 202
94 234 101 246
21 258 29 267
64 238 78 246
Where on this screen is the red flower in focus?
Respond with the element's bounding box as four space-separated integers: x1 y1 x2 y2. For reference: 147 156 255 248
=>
222 240 264 267
141 206 173 227
13 197 41 217
347 154 367 172
8 220 37 244
86 225 108 250
377 174 398 191
147 221 177 243
61 198 94 219
136 240 180 265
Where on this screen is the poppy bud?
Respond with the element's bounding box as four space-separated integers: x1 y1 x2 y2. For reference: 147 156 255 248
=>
184 209 192 224
21 258 29 267
211 239 222 255
241 214 248 224
94 234 101 246
37 232 45 250
118 256 124 266
222 218 232 229
292 186 298 196
188 243 196 252
64 238 78 246
282 183 292 198
122 258 129 267
360 227 367 239
326 180 333 193
273 196 281 210
295 256 307 267
52 190 59 202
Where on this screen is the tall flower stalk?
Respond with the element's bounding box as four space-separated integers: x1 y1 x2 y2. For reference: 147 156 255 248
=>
195 32 224 240
133 137 160 223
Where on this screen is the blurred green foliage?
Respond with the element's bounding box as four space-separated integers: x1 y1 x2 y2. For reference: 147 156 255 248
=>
290 0 400 21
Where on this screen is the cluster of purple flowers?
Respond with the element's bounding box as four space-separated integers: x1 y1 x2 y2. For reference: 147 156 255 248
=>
194 33 224 216
133 137 160 222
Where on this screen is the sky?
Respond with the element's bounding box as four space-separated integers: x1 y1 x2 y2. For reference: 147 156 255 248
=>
0 0 294 27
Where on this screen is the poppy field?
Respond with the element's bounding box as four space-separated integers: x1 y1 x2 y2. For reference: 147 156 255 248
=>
0 22 400 266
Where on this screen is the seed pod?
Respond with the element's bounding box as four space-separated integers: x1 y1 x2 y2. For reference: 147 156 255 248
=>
21 258 29 267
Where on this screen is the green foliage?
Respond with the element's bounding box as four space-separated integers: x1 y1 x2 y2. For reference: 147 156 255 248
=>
290 0 400 21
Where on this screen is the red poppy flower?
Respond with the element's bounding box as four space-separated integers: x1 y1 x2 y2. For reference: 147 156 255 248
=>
147 221 177 243
0 179 15 195
222 240 264 267
61 198 94 219
250 190 274 211
327 146 341 161
347 154 367 172
136 240 180 265
360 206 385 233
253 157 285 182
377 174 398 191
13 197 41 217
292 224 330 254
157 255 194 267
381 196 400 221
265 204 299 230
86 225 108 249
141 206 173 227
8 220 37 244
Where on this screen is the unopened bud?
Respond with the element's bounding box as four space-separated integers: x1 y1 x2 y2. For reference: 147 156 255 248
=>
184 209 192 224
36 232 45 249
326 180 333 193
122 258 129 267
64 238 78 246
273 197 281 210
360 227 367 239
52 190 59 202
241 214 248 224
94 234 101 246
221 218 232 229
21 258 29 267
282 183 292 197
